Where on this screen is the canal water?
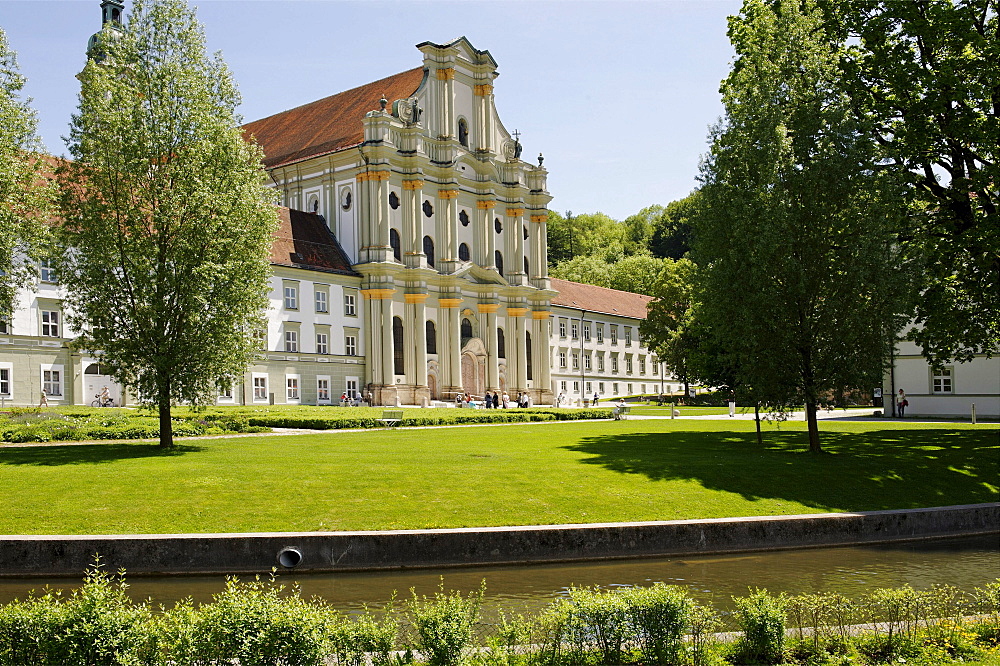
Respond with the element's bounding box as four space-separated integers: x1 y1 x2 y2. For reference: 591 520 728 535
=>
1 535 997 614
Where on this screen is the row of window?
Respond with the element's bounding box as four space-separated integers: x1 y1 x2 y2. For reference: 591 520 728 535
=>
283 284 356 315
240 375 360 404
558 320 638 346
0 367 63 398
558 380 646 397
275 330 358 356
557 351 654 375
386 231 530 276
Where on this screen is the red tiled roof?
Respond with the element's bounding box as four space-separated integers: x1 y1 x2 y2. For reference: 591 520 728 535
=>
549 278 652 320
243 67 426 169
271 207 358 276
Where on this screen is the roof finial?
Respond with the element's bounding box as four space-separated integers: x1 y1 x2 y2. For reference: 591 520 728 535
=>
537 153 544 167
379 94 388 111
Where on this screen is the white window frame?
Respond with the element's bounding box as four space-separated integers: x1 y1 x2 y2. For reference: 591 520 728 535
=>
583 323 591 342
599 381 605 393
626 356 633 374
611 356 619 373
627 382 633 394
597 355 605 372
559 320 567 338
315 288 329 313
573 380 579 393
613 382 619 394
0 363 12 397
611 327 618 345
596 326 604 343
559 351 567 369
345 334 357 356
39 259 56 283
41 310 60 338
560 380 567 391
345 376 359 399
584 354 591 371
252 373 269 402
571 353 579 370
316 332 329 355
932 367 954 394
571 322 579 340
41 364 64 397
283 285 298 310
284 330 299 353
286 375 300 402
317 375 332 405
625 328 632 346
344 291 357 316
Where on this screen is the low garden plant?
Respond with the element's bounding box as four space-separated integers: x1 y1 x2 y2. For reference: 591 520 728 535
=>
1 566 998 665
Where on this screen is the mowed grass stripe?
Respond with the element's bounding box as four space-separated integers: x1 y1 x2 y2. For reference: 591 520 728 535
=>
1 419 996 534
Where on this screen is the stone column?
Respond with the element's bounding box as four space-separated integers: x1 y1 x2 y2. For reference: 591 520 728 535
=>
380 298 395 400
438 294 463 398
474 199 495 268
437 188 459 274
437 67 455 139
473 83 494 153
402 178 425 268
362 288 396 398
506 305 528 392
530 213 548 281
505 206 525 285
532 310 553 403
479 302 500 391
406 292 429 405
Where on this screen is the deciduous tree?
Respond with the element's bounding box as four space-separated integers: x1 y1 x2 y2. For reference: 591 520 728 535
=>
57 0 277 447
0 28 52 317
831 0 999 363
696 0 908 453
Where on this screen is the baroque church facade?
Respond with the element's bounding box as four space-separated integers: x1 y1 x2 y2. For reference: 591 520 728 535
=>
0 4 673 408
244 37 557 406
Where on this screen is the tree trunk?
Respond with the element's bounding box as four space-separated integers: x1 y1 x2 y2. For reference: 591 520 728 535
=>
755 402 763 446
805 401 822 453
158 378 173 448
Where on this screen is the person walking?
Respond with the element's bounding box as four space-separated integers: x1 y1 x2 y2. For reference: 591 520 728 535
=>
593 392 600 407
897 389 907 417
502 391 509 409
493 390 500 409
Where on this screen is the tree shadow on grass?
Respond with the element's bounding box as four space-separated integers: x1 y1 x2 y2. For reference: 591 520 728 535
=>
0 443 204 466
563 429 999 512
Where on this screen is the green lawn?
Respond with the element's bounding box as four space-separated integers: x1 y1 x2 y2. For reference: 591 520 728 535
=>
1 419 996 534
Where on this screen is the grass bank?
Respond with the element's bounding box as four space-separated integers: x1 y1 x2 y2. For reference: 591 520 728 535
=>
1 419 995 534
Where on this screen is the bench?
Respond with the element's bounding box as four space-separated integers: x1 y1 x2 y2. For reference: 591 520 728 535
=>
613 405 631 420
378 409 404 428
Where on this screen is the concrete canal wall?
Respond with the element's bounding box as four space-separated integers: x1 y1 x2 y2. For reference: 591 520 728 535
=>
1 503 997 577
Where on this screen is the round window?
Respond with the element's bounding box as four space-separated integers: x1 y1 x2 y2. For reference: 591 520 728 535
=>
494 217 502 234
340 188 353 211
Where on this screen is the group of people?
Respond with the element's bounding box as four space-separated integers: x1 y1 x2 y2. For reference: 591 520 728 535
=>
467 390 532 409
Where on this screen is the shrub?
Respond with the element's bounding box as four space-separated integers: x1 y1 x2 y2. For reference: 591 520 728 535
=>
0 563 154 666
328 604 399 666
474 611 533 666
409 581 484 666
619 583 691 665
731 588 787 665
564 586 629 664
185 575 330 666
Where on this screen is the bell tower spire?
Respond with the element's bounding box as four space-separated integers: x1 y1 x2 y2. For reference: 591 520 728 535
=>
87 1 125 60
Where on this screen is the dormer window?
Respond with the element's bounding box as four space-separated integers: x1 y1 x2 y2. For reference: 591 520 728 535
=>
458 118 469 147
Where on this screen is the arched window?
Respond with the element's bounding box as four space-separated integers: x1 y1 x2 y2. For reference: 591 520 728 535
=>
458 243 470 262
389 228 401 261
497 327 506 358
524 256 529 276
393 316 404 375
458 118 469 147
526 331 533 380
426 320 437 354
461 318 473 340
495 250 503 276
424 235 435 267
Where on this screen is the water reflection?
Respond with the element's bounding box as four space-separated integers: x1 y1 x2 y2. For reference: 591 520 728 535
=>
1 535 996 615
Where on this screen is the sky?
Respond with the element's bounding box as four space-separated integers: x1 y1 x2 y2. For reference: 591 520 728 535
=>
1 0 741 221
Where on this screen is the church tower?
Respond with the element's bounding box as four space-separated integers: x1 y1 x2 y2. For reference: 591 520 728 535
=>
86 0 125 61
